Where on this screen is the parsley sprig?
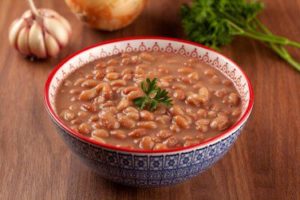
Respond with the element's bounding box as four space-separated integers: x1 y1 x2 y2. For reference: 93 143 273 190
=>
181 0 300 71
133 78 173 111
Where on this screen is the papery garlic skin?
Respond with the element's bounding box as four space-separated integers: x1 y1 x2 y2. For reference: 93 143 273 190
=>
65 0 147 31
9 9 71 59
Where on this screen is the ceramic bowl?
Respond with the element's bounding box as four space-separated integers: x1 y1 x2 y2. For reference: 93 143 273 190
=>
44 37 254 187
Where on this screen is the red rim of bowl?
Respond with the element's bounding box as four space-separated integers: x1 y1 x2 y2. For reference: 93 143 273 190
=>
44 36 254 154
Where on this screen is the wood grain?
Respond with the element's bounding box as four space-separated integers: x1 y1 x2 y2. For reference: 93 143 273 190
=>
0 0 299 199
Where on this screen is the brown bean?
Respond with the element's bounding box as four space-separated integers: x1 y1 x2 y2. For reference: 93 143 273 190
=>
102 84 113 100
80 103 97 112
69 88 81 94
210 115 230 131
173 115 190 129
140 110 154 121
78 87 98 101
122 74 133 81
111 80 126 87
170 105 185 116
88 114 99 122
131 55 141 64
95 62 106 68
107 58 118 66
98 111 120 129
78 123 91 135
228 92 240 105
124 107 139 120
156 130 172 139
186 93 201 107
117 98 130 111
197 109 208 118
121 68 134 76
73 78 85 86
188 72 199 81
70 118 82 125
60 110 76 121
198 87 210 103
77 111 88 118
137 121 157 129
208 111 217 118
155 115 171 125
204 69 215 77
93 69 105 80
222 79 233 86
81 79 98 88
195 119 210 133
105 72 120 80
139 136 155 150
118 115 136 129
164 136 180 148
231 108 242 117
210 75 221 84
123 86 139 95
110 130 127 139
128 128 147 138
92 129 109 138
121 58 130 65
127 90 144 100
173 89 186 100
106 66 116 73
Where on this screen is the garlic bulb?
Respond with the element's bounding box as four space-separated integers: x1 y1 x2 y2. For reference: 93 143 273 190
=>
9 1 71 59
65 0 147 31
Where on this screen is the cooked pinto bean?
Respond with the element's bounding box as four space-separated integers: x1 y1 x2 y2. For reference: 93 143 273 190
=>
137 121 157 129
139 136 155 150
118 115 136 129
78 123 91 135
173 89 186 100
110 130 127 139
140 110 154 121
128 128 147 138
60 110 76 121
92 129 109 138
210 115 230 131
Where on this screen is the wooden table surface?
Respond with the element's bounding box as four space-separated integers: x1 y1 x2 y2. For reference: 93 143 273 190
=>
0 0 299 199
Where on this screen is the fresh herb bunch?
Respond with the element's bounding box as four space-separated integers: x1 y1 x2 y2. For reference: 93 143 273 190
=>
133 78 173 111
181 0 300 71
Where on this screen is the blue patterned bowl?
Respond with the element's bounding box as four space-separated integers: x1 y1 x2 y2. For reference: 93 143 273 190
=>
45 37 254 187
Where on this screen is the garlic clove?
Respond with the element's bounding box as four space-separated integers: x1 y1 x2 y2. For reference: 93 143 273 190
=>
28 21 46 58
43 9 71 34
44 32 60 57
17 27 30 55
43 18 69 47
9 19 26 47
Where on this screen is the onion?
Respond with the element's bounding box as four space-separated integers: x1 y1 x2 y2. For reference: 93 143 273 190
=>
65 0 147 31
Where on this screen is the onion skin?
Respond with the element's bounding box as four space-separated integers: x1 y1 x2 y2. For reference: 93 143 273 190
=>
65 0 147 31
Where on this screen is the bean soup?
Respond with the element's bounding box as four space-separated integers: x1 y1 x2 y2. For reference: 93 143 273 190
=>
55 51 242 150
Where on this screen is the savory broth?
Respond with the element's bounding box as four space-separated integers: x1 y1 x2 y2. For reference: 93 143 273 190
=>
55 51 242 150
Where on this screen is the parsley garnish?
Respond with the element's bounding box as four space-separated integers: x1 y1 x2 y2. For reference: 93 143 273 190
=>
181 0 300 71
133 78 173 111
